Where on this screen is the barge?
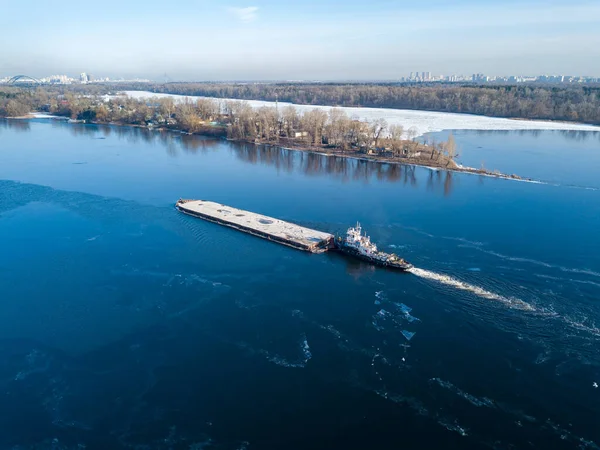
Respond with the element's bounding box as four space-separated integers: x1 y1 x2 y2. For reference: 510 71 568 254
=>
176 199 334 253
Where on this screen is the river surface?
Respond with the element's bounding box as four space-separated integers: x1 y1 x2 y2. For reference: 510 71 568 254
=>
428 129 600 188
1 119 599 449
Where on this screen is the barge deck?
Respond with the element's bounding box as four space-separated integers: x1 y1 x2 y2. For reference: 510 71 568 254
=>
176 199 334 253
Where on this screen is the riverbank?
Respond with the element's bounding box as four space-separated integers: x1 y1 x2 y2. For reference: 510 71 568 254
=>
249 138 532 182
4 114 531 182
124 90 600 139
128 123 530 181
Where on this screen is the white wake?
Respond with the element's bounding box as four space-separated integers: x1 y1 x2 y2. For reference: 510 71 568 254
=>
408 267 535 311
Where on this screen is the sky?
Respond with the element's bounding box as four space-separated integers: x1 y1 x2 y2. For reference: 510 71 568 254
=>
1 0 599 81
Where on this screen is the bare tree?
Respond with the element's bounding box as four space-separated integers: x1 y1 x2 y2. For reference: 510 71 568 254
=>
176 101 202 133
4 100 29 117
407 126 418 141
158 97 175 124
257 107 278 142
387 124 404 157
282 105 299 137
196 98 219 121
301 109 328 146
369 118 388 151
346 119 369 150
445 133 457 164
325 108 350 149
237 102 257 140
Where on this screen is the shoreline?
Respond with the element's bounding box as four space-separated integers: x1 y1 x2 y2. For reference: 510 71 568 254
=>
249 140 532 182
16 110 598 133
6 115 533 183
123 90 600 138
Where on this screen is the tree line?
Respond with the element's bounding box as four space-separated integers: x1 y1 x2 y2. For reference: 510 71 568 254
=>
224 101 457 162
0 87 457 168
4 82 600 125
139 82 600 125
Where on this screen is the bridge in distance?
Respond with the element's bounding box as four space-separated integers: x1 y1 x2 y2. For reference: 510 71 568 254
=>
7 75 42 85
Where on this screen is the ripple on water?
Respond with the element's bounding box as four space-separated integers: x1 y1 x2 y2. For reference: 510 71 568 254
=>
407 267 536 312
237 333 313 369
430 378 496 408
462 245 600 280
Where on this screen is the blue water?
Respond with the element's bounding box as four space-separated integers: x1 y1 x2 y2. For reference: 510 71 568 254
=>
1 119 600 449
429 129 600 189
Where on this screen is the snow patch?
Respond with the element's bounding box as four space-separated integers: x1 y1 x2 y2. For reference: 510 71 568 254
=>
124 90 600 139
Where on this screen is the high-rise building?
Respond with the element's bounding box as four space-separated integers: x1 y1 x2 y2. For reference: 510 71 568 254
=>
80 72 89 83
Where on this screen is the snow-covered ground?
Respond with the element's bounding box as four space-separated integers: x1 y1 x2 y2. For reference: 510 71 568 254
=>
123 90 600 138
31 113 66 119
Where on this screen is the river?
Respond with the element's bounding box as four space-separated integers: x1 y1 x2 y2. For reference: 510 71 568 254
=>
1 118 599 449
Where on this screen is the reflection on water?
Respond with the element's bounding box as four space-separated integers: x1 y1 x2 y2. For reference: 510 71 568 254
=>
232 143 442 187
426 128 600 189
232 144 457 195
1 119 460 194
52 121 222 155
463 129 600 142
427 170 454 197
0 119 31 132
342 257 377 278
52 120 456 192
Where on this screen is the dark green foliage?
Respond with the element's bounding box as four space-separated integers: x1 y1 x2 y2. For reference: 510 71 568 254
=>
77 109 96 122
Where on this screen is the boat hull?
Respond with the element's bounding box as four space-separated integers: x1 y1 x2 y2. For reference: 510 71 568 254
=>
334 244 413 271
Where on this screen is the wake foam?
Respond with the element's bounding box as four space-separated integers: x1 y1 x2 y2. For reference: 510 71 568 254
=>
300 334 312 362
562 316 600 337
408 267 535 311
464 246 600 279
431 378 495 408
536 274 600 289
263 334 312 368
438 419 469 437
409 268 600 339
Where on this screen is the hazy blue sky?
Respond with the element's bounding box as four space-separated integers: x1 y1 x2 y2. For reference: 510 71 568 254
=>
1 0 599 80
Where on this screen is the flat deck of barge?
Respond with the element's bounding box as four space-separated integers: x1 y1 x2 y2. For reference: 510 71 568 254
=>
176 199 334 253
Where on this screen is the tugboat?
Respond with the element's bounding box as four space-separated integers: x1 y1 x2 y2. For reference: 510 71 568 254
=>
335 223 413 271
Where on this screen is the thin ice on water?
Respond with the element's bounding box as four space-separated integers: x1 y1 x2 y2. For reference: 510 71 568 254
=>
401 330 416 341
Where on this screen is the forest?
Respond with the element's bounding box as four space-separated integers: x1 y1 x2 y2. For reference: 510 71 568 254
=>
139 82 600 125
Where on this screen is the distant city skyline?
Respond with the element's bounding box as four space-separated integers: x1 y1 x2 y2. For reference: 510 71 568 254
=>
1 0 599 80
0 73 150 84
2 71 598 85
